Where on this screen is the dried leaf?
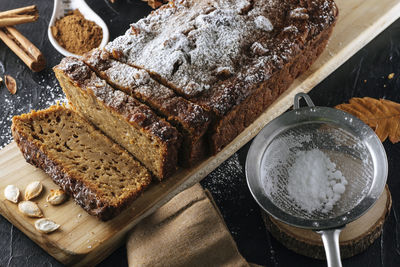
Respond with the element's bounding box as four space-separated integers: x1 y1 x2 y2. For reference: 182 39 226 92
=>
335 97 400 143
4 75 17 94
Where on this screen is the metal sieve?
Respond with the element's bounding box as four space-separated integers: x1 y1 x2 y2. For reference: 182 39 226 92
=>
246 93 388 267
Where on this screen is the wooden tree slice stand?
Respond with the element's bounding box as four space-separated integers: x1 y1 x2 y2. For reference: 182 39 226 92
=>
261 185 392 259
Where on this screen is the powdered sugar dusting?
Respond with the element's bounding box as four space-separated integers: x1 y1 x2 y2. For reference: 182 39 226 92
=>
236 0 252 14
83 49 175 99
254 16 273 31
250 42 269 56
107 63 144 89
201 153 245 203
283 25 298 33
289 7 309 20
106 0 276 97
106 62 175 99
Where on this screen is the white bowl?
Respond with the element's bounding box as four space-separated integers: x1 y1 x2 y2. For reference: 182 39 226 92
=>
48 0 110 57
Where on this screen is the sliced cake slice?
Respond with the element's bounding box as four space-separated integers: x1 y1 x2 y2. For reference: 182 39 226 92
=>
11 105 152 221
54 57 181 180
82 49 212 166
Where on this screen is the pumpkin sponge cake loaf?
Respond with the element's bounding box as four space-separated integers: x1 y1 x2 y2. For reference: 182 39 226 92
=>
11 105 152 221
54 57 181 180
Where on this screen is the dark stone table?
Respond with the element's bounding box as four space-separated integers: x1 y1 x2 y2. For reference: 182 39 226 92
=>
0 1 399 266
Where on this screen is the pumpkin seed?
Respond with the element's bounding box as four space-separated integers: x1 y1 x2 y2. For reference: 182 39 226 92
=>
46 189 67 205
18 201 43 218
34 218 60 234
25 181 43 200
4 185 20 203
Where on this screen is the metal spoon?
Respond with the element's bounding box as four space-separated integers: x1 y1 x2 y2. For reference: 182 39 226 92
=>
47 0 109 57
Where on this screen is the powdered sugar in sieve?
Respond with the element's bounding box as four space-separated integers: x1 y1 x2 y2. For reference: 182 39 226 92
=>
260 122 373 220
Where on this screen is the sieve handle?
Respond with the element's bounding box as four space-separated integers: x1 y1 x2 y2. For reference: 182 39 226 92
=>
317 228 344 267
294 93 315 109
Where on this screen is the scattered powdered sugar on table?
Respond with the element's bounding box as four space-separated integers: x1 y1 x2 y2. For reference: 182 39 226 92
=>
202 153 245 203
287 148 348 213
0 72 66 149
200 152 254 239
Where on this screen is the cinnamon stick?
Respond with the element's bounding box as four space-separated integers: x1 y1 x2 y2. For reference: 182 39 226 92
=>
0 5 38 28
0 26 45 72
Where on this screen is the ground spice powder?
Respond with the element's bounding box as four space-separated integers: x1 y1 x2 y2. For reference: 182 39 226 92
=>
51 9 102 55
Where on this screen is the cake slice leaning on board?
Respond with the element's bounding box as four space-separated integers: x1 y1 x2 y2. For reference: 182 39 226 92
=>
11 105 152 221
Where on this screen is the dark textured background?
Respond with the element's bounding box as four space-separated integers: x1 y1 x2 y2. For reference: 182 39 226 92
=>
0 1 399 266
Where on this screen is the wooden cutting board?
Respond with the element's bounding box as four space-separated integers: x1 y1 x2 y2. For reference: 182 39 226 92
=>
1 0 399 265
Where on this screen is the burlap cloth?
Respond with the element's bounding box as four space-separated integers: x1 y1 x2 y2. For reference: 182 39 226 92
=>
127 183 252 267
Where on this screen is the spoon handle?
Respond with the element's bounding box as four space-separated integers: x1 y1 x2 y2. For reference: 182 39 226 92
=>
317 228 343 267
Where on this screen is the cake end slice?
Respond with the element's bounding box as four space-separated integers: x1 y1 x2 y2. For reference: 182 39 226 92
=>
12 105 152 221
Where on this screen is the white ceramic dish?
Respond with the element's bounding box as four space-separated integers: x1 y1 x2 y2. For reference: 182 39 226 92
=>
48 0 110 57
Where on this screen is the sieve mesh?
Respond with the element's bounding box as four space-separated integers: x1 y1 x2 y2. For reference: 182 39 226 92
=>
260 121 374 220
